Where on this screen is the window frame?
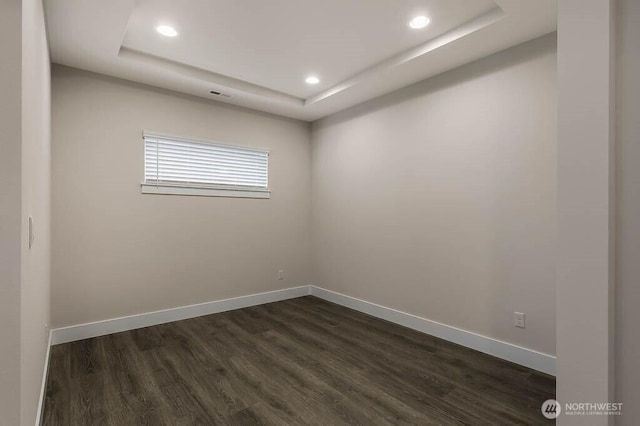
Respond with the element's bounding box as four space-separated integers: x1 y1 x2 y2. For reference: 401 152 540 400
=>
140 132 271 199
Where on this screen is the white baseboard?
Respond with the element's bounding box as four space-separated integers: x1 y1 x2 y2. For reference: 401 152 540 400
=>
35 330 52 426
51 286 311 345
49 284 555 376
309 286 556 376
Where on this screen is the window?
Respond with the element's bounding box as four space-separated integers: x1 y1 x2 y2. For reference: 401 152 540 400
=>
141 133 270 198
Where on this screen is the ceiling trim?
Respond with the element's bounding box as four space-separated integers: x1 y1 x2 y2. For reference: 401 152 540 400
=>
117 4 508 111
306 6 506 106
119 47 304 107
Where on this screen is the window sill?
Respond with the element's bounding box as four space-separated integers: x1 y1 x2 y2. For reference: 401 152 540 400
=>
141 184 270 199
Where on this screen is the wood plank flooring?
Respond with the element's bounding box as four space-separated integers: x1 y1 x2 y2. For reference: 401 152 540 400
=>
43 296 555 425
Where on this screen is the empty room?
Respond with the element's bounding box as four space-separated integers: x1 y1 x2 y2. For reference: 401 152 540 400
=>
1 0 638 424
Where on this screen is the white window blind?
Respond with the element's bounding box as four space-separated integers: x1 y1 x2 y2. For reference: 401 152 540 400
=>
142 133 269 198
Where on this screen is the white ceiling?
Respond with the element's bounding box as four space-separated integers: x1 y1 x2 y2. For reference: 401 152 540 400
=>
122 0 497 99
45 0 557 121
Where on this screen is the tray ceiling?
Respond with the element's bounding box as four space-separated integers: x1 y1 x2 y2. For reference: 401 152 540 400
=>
45 0 556 121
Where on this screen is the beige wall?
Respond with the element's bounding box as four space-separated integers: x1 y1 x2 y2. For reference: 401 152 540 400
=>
21 0 51 424
311 34 557 356
0 1 51 425
51 66 311 327
556 1 616 421
0 1 23 424
616 0 640 422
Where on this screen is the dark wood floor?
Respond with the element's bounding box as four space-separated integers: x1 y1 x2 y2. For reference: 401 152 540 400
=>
44 296 555 425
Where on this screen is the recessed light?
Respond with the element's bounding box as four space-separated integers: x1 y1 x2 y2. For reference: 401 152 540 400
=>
156 25 178 37
305 76 320 85
409 16 430 29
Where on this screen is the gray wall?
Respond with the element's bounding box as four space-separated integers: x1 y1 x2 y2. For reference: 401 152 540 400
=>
0 0 51 424
0 1 23 424
616 0 640 422
311 34 557 356
21 0 52 423
556 1 616 418
51 66 312 327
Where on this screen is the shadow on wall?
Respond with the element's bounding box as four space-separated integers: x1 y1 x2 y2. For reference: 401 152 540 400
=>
318 33 557 128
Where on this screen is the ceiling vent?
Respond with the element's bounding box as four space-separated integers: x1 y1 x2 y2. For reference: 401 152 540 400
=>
209 90 231 98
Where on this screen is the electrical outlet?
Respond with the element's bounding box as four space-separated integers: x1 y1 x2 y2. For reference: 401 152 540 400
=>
278 270 285 280
514 312 525 328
